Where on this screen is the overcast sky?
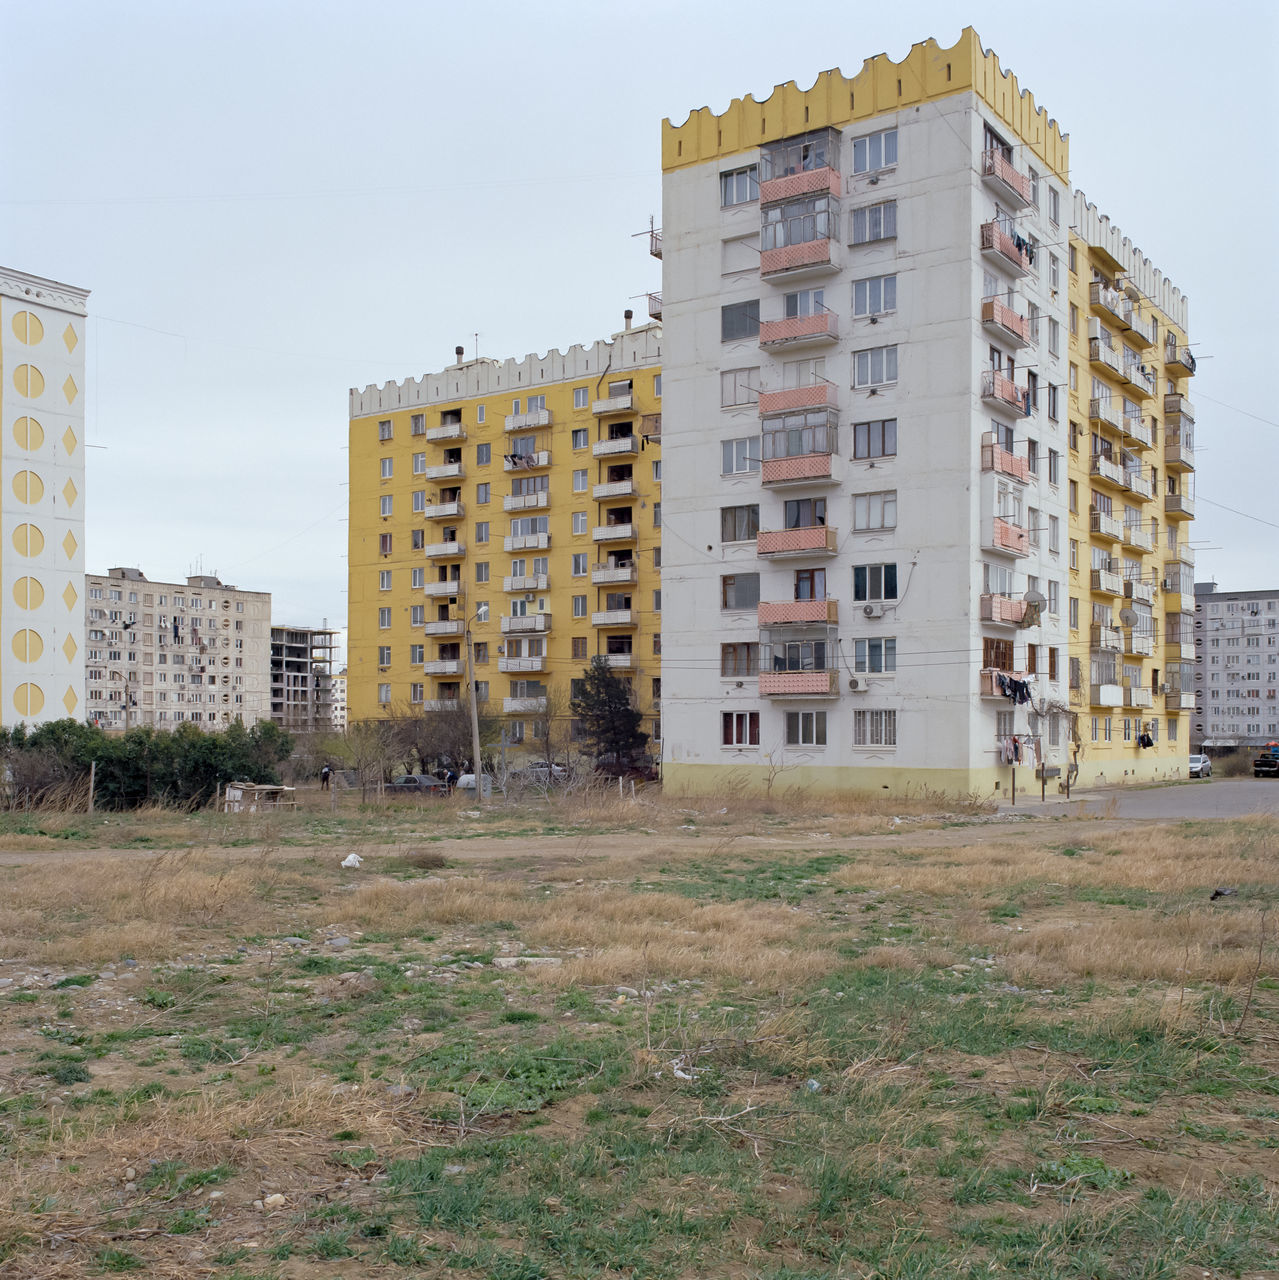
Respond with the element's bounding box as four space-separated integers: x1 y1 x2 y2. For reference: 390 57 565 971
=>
4 0 1275 654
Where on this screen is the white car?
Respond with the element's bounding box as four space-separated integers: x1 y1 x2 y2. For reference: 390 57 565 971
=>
455 773 495 797
1188 754 1211 779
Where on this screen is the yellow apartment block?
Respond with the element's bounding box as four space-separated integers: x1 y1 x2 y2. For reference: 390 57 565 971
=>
348 319 663 759
1066 194 1196 787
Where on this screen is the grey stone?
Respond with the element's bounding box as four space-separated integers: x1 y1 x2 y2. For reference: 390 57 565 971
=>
325 936 351 949
492 955 562 969
281 937 309 946
385 1084 415 1098
615 986 639 997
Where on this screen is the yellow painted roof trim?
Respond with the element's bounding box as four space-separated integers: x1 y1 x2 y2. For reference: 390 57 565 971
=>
662 27 1068 184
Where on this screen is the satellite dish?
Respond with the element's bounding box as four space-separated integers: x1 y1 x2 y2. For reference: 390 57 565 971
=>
1119 607 1138 626
1023 590 1046 607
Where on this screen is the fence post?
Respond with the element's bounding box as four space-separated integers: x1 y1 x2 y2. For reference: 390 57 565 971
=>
88 760 96 814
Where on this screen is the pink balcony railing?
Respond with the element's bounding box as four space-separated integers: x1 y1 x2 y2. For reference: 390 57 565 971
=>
759 167 841 205
991 517 1029 555
759 311 838 347
761 453 833 485
979 221 1031 272
759 670 839 697
757 383 836 415
980 435 1030 482
757 526 838 556
981 370 1029 413
981 594 1027 624
981 150 1032 203
757 599 839 626
981 298 1032 344
761 239 836 276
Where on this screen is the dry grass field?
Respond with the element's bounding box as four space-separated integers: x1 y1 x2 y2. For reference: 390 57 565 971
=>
0 789 1274 1278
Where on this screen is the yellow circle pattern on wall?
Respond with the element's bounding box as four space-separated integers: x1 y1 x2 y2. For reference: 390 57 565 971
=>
13 577 45 609
12 630 44 662
13 524 45 556
12 312 45 344
13 365 45 398
12 471 45 504
13 416 44 449
13 684 45 717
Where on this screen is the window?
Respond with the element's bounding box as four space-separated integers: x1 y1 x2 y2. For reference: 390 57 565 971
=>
784 497 826 529
854 637 897 673
653 589 661 612
1047 384 1059 422
410 413 425 436
408 682 424 704
653 502 661 528
572 553 587 576
475 561 490 583
475 601 489 623
379 570 392 590
784 287 824 317
1048 580 1060 614
853 346 898 388
378 419 393 441
794 568 826 600
854 709 897 746
572 636 588 660
1047 448 1060 486
380 457 394 479
476 442 491 465
475 522 489 544
1048 318 1060 358
476 482 490 504
1048 515 1060 553
412 529 425 550
572 469 588 492
476 405 485 424
380 495 393 517
527 394 546 412
854 563 898 601
378 645 392 666
572 427 588 449
848 417 897 462
567 511 585 535
721 300 761 342
652 460 661 482
722 437 759 474
786 710 827 746
1069 596 1079 630
379 533 392 554
571 387 589 410
720 367 759 407
1048 186 1060 226
378 683 391 704
721 643 759 676
853 490 896 531
852 128 897 173
1068 479 1078 513
572 595 587 618
721 574 760 610
378 608 391 629
721 505 759 542
1049 253 1060 291
851 200 896 244
853 274 896 317
761 195 837 251
720 165 759 206
654 373 662 397
408 643 425 664
409 452 425 475
722 711 760 746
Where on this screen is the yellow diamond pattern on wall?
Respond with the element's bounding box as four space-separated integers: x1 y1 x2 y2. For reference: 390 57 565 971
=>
62 581 78 610
63 686 78 714
62 633 78 662
62 324 78 353
62 375 78 404
62 477 78 507
62 530 78 559
62 427 77 455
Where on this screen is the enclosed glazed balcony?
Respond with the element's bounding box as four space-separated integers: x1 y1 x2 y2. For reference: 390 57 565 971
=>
504 449 551 472
758 308 838 349
504 408 552 432
423 540 465 558
758 670 839 697
981 594 1027 625
1090 509 1122 541
979 221 1031 274
760 236 841 279
1165 340 1196 376
1164 393 1195 424
756 526 838 557
1091 683 1123 708
503 574 548 592
759 127 842 203
592 435 638 457
761 453 836 486
592 561 637 585
980 433 1030 482
983 516 1029 556
592 393 633 416
500 614 551 634
757 598 838 626
503 532 551 551
425 462 464 481
757 383 837 416
1165 688 1195 711
981 298 1032 346
1091 568 1123 596
980 370 1029 415
980 150 1032 206
503 491 549 512
1089 397 1122 429
1124 683 1154 709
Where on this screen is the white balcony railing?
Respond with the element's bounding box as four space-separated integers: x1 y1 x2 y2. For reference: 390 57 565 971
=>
592 435 639 457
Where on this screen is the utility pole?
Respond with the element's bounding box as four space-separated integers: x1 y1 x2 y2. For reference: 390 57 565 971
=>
465 621 484 807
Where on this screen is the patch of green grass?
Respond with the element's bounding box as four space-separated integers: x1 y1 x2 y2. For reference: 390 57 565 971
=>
52 974 96 989
95 1247 144 1272
1033 1153 1131 1191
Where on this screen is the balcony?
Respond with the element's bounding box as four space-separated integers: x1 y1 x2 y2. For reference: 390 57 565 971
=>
1164 393 1195 424
505 408 552 432
1124 577 1155 606
503 491 549 512
425 463 464 481
1124 685 1154 709
758 598 838 626
759 670 840 697
503 532 551 551
504 450 551 472
1089 337 1123 376
1163 640 1191 662
981 298 1032 346
1091 568 1123 596
761 238 841 279
1165 492 1194 520
422 580 463 598
422 699 460 713
1125 630 1155 657
503 696 547 715
592 562 637 585
422 500 464 520
1168 541 1195 568
980 668 1029 697
981 593 1027 625
647 292 662 321
756 526 838 557
1165 341 1196 376
980 435 1030 482
1090 624 1121 651
757 383 837 416
980 150 1032 206
641 413 661 438
758 310 839 349
981 370 1029 415
1089 282 1128 327
649 228 662 259
979 221 1031 274
592 394 633 416
1124 470 1154 502
498 656 546 673
422 659 461 675
423 540 465 558
1089 397 1122 430
1125 306 1156 348
1122 415 1153 448
1165 689 1195 711
600 653 634 670
426 423 465 442
1125 364 1157 399
984 516 1029 556
500 614 551 634
592 523 636 542
422 619 464 636
1090 510 1123 542
593 479 636 500
592 435 638 458
592 609 634 627
1091 683 1123 708
1089 453 1125 489
503 574 548 593
1123 522 1154 553
761 452 837 486
1165 431 1194 471
1162 585 1194 615
759 165 841 205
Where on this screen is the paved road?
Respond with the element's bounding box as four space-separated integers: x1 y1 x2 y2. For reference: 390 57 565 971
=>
1003 777 1279 821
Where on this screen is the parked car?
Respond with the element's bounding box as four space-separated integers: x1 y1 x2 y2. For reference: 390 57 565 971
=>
1253 750 1279 779
1187 754 1211 779
387 773 450 795
520 762 569 786
595 753 660 782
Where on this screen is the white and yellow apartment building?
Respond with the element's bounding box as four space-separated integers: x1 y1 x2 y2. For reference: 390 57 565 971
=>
348 323 663 755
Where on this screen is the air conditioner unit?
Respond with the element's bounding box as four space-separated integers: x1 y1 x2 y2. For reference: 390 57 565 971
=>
848 677 863 691
863 602 884 619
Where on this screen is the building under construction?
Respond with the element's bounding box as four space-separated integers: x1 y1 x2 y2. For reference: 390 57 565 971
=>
270 625 338 733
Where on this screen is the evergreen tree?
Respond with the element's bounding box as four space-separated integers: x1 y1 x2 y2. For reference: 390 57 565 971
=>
570 657 648 763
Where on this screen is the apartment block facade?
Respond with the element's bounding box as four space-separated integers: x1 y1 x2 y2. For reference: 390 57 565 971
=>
0 267 89 727
348 324 663 752
1192 585 1279 752
659 29 1194 795
270 625 337 733
84 568 271 729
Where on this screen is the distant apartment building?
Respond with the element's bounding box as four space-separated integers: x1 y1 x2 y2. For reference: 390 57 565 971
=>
270 625 337 733
0 266 89 726
348 321 663 754
84 568 271 729
331 668 348 732
1193 584 1279 752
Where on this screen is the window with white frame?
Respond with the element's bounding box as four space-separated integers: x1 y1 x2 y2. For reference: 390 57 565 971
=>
853 345 898 387
854 563 897 601
380 495 393 517
572 595 587 618
853 418 897 459
722 710 759 746
378 683 391 704
573 387 588 409
720 165 759 207
852 128 897 173
412 490 426 513
378 645 392 666
721 437 759 475
410 605 424 626
853 708 897 746
571 553 587 576
854 638 896 673
786 710 827 746
853 274 896 317
411 567 424 589
378 608 391 628
572 427 588 449
379 570 392 590
572 511 588 534
572 469 588 492
380 457 393 479
378 420 393 441
720 367 759 407
853 490 897 531
851 200 896 244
